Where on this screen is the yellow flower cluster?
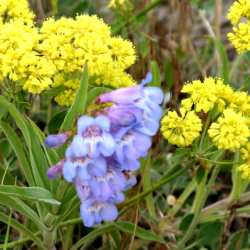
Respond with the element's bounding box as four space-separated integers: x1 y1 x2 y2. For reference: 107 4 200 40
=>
109 0 126 8
0 21 56 93
238 143 250 179
181 77 234 113
208 109 249 150
227 0 250 53
0 0 34 25
161 77 250 154
0 0 136 106
161 108 202 147
38 16 135 105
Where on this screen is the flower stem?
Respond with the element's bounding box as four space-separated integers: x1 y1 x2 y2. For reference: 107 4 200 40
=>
177 165 221 249
112 0 164 33
230 151 243 201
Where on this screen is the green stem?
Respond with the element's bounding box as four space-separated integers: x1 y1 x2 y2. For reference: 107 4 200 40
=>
120 167 186 212
59 217 82 228
230 151 242 201
169 178 197 217
199 116 210 150
0 232 41 249
51 0 58 15
112 0 163 33
142 153 156 218
177 165 221 249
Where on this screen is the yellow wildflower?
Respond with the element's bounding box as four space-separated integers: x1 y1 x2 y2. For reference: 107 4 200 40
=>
55 89 76 107
181 77 234 113
228 23 250 53
238 162 250 179
0 0 34 25
229 91 250 116
238 142 250 180
161 108 202 147
38 15 136 105
108 37 136 70
109 0 126 8
241 142 250 160
208 109 249 151
227 0 250 53
228 0 250 25
0 21 56 93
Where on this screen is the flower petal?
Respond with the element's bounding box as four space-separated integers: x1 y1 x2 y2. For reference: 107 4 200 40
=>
77 116 94 135
63 161 76 182
99 133 116 157
94 115 110 131
80 204 95 227
101 203 118 222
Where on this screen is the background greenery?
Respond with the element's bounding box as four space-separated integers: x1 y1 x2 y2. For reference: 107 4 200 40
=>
0 0 250 249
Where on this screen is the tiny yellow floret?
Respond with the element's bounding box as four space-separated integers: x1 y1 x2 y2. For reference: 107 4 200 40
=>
181 77 234 113
208 109 250 151
227 0 250 53
161 108 202 147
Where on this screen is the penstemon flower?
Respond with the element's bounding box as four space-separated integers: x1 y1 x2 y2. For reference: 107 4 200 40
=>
46 73 164 227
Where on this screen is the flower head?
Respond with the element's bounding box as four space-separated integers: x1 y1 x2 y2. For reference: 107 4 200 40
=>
208 109 249 151
181 77 235 113
115 130 152 170
0 0 34 25
227 0 250 53
71 115 116 158
238 162 250 179
161 108 202 147
47 160 64 179
80 199 118 227
98 73 163 136
45 132 71 148
63 156 107 183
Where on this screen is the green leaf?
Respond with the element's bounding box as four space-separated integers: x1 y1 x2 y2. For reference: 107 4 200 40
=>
48 110 67 134
26 120 50 188
0 211 43 248
0 96 30 147
0 97 50 187
150 60 161 87
164 56 174 89
0 194 47 231
60 65 89 131
115 221 165 243
214 38 229 82
198 221 223 248
179 214 194 232
141 154 156 218
0 121 34 185
70 224 114 250
227 229 249 250
0 185 60 205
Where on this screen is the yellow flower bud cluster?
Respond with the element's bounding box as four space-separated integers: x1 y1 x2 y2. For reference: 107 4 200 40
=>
227 0 250 53
0 0 136 106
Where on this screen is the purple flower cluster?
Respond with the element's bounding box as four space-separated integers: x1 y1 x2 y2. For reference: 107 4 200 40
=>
46 73 163 227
